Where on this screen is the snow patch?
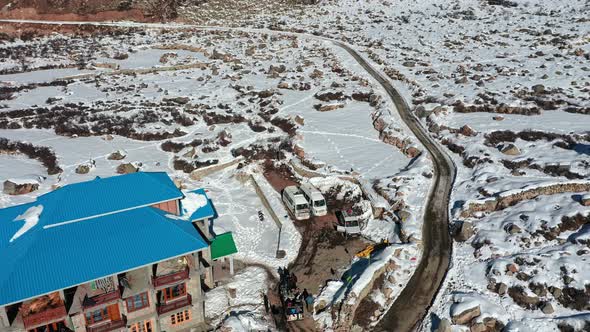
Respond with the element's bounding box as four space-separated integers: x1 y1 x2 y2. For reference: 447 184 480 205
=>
10 205 43 242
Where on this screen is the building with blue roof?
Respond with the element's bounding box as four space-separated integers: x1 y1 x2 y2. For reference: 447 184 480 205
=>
0 172 229 332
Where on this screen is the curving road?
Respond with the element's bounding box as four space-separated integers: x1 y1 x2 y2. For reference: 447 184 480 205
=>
330 41 457 332
0 19 456 331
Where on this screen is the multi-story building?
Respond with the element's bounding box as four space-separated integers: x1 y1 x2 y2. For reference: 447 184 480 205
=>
0 172 237 332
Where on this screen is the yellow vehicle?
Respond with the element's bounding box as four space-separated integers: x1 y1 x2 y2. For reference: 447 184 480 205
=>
355 240 390 259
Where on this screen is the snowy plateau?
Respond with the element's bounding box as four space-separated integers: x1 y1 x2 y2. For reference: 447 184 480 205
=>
0 0 589 331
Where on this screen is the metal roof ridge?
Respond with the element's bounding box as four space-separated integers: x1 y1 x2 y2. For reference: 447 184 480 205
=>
43 196 183 229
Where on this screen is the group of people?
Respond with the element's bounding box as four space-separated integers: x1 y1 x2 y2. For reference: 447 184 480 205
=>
278 267 314 314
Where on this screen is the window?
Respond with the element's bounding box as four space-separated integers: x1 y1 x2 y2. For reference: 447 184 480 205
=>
126 292 150 312
85 307 108 325
164 283 186 301
170 309 191 326
129 320 153 332
315 199 326 207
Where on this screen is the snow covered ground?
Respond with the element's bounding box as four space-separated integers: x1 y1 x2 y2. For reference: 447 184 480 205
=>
0 24 431 330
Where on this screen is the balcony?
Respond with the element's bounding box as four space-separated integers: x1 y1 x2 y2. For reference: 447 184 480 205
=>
157 294 192 315
83 290 121 309
152 268 189 288
87 316 127 332
22 305 67 329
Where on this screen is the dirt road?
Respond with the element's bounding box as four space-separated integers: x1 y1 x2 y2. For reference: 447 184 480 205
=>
330 41 457 331
0 19 456 331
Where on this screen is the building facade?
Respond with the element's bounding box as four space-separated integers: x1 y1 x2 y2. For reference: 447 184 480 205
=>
0 172 236 332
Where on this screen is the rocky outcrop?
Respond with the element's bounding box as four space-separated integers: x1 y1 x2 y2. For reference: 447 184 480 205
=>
108 150 126 160
451 304 481 325
455 221 475 242
461 181 590 218
3 179 39 195
116 163 138 174
499 143 520 155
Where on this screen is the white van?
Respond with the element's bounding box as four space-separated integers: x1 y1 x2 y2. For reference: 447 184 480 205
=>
282 186 311 220
299 183 327 217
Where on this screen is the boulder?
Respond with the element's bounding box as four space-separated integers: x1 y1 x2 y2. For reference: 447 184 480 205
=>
471 323 487 332
402 61 416 67
310 69 323 79
506 224 522 234
456 221 475 242
163 96 190 105
277 82 290 89
316 103 344 112
183 147 197 159
294 115 305 126
532 84 545 94
500 143 521 155
497 283 508 296
451 304 481 325
3 179 39 195
541 302 554 314
76 164 92 174
492 115 504 121
108 150 127 160
507 263 519 274
116 163 138 174
459 124 477 137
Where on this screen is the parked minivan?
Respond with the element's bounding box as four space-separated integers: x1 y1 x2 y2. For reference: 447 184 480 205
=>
282 186 311 220
299 183 327 217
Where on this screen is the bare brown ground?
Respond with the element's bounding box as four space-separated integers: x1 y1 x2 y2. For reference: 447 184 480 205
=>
262 161 371 331
0 7 152 21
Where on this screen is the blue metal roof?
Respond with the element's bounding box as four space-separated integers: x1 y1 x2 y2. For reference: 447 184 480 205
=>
0 172 209 306
185 188 216 221
39 172 184 227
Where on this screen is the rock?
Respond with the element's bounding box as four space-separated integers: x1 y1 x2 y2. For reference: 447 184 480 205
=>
103 134 114 141
529 283 547 297
116 163 138 174
507 263 519 274
456 221 475 242
257 90 274 99
315 90 348 102
163 96 190 105
541 302 554 314
451 304 481 325
492 116 504 121
278 82 290 89
294 115 305 126
500 143 521 155
455 76 469 84
3 179 39 195
183 147 197 159
459 124 477 137
383 287 394 299
508 286 540 309
159 52 178 64
506 224 522 234
108 150 127 160
113 52 129 60
580 194 590 206
76 164 92 174
470 322 487 332
497 282 508 296
402 61 416 67
435 318 452 332
549 286 562 298
532 84 545 94
310 69 323 79
316 103 344 112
